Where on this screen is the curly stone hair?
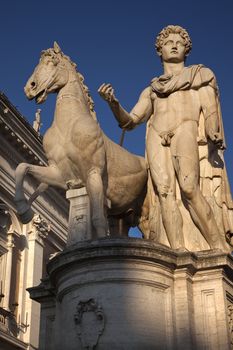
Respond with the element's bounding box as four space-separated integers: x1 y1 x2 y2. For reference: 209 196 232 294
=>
155 25 192 57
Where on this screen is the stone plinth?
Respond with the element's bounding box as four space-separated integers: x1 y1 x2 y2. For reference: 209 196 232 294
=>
28 239 233 350
66 188 92 245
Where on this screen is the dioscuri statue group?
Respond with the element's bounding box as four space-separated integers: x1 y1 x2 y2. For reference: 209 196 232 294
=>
15 25 233 252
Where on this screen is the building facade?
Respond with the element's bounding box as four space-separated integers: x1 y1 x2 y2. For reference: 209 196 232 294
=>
0 92 68 349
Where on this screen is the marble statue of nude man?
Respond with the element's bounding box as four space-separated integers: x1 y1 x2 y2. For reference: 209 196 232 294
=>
98 25 231 251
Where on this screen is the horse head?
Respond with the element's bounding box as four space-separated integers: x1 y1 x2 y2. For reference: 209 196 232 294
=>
24 42 76 104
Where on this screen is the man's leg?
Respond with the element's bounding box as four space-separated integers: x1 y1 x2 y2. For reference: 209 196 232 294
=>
146 128 184 249
172 122 228 250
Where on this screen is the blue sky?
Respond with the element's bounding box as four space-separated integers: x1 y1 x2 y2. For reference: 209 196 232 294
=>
0 0 232 193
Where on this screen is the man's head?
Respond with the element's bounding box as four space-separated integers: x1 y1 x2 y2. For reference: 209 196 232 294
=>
155 25 192 62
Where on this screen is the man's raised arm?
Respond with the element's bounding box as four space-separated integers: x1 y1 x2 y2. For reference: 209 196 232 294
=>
98 83 153 130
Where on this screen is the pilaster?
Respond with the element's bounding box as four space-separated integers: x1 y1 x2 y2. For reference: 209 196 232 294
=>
24 215 50 349
3 232 15 311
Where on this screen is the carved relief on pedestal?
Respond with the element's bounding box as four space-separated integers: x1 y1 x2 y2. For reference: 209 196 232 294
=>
69 213 88 244
74 299 105 349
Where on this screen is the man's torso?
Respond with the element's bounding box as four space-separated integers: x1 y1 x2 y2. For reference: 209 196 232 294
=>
150 88 201 135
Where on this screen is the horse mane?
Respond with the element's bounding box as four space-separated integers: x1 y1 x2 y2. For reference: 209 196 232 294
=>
41 48 97 121
77 72 97 121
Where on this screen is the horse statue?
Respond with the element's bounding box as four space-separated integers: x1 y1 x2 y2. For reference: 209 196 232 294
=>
14 42 150 239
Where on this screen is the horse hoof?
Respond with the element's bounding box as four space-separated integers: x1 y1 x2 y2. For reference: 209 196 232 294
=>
19 208 35 224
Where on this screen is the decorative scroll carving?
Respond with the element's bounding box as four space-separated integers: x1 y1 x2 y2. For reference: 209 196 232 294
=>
74 299 105 349
32 214 50 240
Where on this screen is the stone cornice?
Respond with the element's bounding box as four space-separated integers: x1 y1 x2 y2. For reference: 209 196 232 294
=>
47 238 233 281
27 277 55 304
0 92 46 166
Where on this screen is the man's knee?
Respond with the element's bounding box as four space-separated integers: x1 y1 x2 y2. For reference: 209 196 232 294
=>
180 177 198 200
156 183 173 198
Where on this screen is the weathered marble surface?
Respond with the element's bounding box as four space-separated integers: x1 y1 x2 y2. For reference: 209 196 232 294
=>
66 188 92 244
99 25 233 252
28 238 233 349
14 26 233 252
14 43 148 240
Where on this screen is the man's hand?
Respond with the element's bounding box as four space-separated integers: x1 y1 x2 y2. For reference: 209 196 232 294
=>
98 83 118 104
207 130 224 149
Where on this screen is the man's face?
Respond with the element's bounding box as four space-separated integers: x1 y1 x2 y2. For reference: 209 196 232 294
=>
160 33 186 63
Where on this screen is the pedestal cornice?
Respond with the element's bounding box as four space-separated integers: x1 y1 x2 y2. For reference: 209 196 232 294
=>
46 238 233 283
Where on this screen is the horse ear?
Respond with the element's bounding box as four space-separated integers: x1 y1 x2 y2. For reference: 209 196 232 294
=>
54 41 61 53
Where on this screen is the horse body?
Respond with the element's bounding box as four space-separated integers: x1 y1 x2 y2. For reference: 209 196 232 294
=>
103 135 147 212
14 43 148 238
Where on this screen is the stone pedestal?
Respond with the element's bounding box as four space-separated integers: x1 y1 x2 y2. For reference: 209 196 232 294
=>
28 239 233 350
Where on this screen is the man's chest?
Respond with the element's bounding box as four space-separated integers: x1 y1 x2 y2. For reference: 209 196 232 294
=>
151 89 201 116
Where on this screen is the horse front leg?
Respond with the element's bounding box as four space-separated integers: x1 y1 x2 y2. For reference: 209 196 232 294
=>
28 182 49 206
86 168 108 238
14 162 66 224
15 163 35 224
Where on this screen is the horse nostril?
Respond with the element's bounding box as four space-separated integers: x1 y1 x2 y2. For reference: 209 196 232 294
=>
31 81 36 88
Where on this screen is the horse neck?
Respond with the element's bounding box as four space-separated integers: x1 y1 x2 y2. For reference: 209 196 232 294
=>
54 70 92 128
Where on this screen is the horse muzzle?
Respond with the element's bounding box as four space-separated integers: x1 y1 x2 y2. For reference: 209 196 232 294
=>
24 83 48 104
24 82 37 100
